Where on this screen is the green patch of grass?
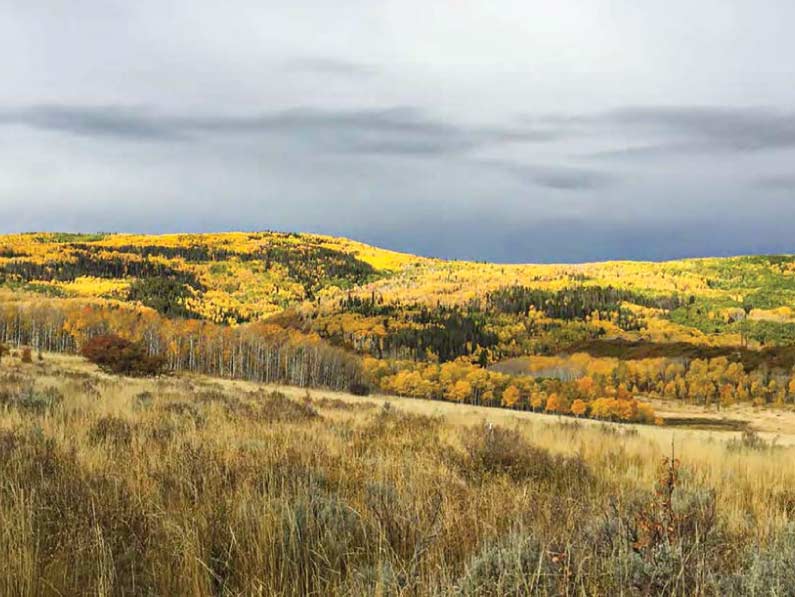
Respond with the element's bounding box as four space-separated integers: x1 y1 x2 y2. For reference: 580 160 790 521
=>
34 232 109 243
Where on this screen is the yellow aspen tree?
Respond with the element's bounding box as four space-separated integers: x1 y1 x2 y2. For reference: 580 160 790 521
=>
501 385 521 409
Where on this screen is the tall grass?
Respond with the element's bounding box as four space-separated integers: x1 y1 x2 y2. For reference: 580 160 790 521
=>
1 355 794 595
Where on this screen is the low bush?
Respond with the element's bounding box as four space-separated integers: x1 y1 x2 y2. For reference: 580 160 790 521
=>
585 456 724 594
20 347 32 363
460 422 591 486
260 391 320 422
88 415 134 448
726 429 777 452
458 532 565 596
727 524 795 594
80 334 166 377
0 385 63 414
348 381 371 396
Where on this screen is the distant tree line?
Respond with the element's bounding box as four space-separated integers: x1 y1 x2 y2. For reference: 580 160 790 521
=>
330 287 666 362
330 295 499 362
382 307 498 362
1 241 379 306
0 252 203 288
0 298 363 391
486 285 682 319
126 277 199 319
77 242 379 298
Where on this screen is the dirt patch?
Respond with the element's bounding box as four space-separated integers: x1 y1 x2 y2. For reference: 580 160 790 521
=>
662 416 750 432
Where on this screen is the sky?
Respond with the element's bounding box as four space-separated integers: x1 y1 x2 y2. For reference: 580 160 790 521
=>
2 0 795 263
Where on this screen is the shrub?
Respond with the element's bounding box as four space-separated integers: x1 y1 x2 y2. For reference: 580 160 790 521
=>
458 532 564 596
460 422 590 486
260 391 320 422
80 334 166 377
726 429 775 452
0 343 8 365
727 524 795 594
0 385 63 414
276 489 369 592
348 381 371 396
88 415 134 448
20 347 32 364
586 456 724 594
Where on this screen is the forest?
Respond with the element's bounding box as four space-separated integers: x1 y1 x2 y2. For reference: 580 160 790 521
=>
3 232 795 424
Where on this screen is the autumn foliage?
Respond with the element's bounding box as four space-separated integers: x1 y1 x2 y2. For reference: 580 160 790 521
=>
20 346 32 363
4 232 795 421
81 334 166 377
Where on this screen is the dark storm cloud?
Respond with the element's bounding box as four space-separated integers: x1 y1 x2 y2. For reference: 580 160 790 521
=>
0 105 184 140
604 106 795 152
0 104 558 156
349 209 795 264
485 161 614 191
23 103 790 160
755 175 795 190
4 0 795 262
537 106 795 158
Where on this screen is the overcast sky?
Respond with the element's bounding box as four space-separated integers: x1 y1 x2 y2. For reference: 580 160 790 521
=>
2 0 795 262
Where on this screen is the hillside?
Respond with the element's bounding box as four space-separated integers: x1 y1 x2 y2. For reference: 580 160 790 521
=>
3 232 795 343
0 231 420 323
2 231 795 419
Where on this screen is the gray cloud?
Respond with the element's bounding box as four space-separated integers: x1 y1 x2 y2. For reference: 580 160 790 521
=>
0 104 563 156
604 106 795 152
4 0 795 262
755 175 795 190
536 106 795 158
0 105 184 141
285 58 378 78
485 160 614 191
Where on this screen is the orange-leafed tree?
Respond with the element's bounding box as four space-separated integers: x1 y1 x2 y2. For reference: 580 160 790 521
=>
576 376 595 399
719 383 735 408
545 393 569 415
616 384 633 401
571 399 588 418
636 401 656 424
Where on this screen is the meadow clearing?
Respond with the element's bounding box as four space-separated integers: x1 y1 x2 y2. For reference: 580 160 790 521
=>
2 353 795 595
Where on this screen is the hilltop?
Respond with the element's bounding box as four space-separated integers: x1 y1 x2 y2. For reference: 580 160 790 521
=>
2 231 794 346
2 231 795 421
0 231 420 322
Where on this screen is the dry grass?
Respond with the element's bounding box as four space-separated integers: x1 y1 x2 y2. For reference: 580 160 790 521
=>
2 354 795 595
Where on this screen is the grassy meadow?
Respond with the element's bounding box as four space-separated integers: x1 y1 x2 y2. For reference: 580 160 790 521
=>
2 353 795 596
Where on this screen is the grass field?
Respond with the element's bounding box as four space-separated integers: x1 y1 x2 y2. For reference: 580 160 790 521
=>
2 354 795 595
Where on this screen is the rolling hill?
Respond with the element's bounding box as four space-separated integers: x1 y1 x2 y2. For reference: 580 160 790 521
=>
2 231 795 421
